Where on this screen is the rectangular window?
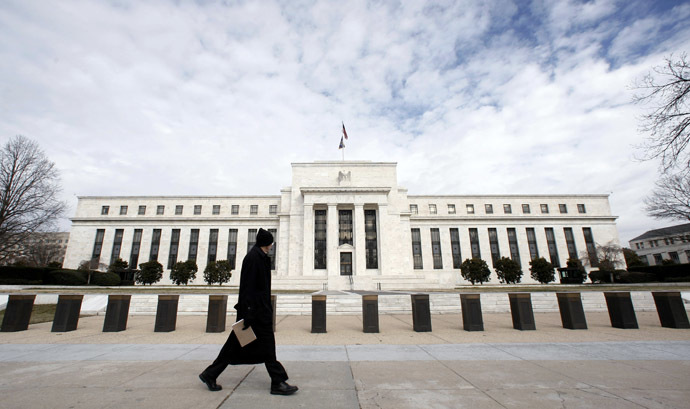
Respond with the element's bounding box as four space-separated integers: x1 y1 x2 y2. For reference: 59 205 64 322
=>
583 227 598 267
269 205 277 215
429 204 437 214
194 205 202 215
526 228 539 260
577 204 586 214
466 204 475 214
268 228 277 270
188 229 199 261
175 205 183 215
669 251 680 264
129 229 142 269
208 229 218 263
559 204 567 214
507 228 521 265
469 228 481 259
653 253 663 264
227 229 238 270
250 205 258 215
410 204 418 214
545 227 560 267
365 210 378 269
231 205 239 215
138 205 146 215
314 210 327 269
411 228 423 269
101 206 109 215
91 229 105 264
156 205 164 215
339 210 353 246
485 204 493 214
563 227 578 260
685 250 690 263
168 229 180 269
522 204 530 214
247 229 257 253
431 228 443 269
450 228 462 269
340 252 353 276
111 229 124 264
503 204 512 214
540 204 549 214
120 205 128 215
448 204 456 214
149 229 161 261
212 205 220 215
488 228 500 266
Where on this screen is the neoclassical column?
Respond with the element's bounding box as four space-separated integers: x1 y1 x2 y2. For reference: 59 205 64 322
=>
302 204 314 276
327 204 338 277
354 204 366 276
377 203 388 275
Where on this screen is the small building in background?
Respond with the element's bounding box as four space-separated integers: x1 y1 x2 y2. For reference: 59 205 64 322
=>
2 232 70 267
629 223 690 266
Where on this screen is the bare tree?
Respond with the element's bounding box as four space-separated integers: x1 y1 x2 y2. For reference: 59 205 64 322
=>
644 171 690 221
24 238 65 267
634 53 690 172
0 136 66 264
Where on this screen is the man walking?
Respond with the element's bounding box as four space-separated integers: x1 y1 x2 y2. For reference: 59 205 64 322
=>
199 228 298 395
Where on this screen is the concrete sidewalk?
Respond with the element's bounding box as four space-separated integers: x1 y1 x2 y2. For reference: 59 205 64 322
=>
1 312 689 408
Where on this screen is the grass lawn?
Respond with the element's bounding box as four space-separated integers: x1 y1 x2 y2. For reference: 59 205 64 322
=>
0 304 57 325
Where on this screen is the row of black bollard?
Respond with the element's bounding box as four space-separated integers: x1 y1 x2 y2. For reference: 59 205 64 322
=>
2 291 688 333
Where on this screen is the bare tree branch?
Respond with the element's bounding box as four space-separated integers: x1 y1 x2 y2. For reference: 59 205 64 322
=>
0 136 66 264
633 53 690 172
644 170 690 221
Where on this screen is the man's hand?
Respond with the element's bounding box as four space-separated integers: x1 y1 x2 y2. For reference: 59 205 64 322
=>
242 319 251 330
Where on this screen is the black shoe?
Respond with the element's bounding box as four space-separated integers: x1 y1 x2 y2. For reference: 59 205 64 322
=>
199 372 222 391
270 381 298 395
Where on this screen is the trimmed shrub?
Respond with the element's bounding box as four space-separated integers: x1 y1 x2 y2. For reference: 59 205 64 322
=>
136 261 163 285
460 258 491 285
46 270 88 286
0 266 55 284
170 260 198 285
494 257 523 284
529 257 555 284
627 263 690 281
90 272 121 286
203 260 232 285
616 271 656 283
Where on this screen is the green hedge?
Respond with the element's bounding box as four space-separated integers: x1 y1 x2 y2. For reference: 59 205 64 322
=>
628 263 690 281
0 266 56 284
46 270 88 286
90 272 121 286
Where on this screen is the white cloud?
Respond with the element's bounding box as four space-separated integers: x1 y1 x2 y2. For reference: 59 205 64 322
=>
1 0 688 244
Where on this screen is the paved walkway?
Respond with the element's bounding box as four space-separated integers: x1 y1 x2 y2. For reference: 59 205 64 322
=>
1 312 689 408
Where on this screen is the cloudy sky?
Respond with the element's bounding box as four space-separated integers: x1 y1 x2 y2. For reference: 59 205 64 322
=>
1 0 689 244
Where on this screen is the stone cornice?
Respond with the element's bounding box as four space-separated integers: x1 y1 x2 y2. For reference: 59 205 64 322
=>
71 216 280 223
300 187 392 194
409 215 618 222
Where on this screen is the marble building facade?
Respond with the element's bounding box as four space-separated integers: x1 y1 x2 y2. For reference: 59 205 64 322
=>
63 161 621 289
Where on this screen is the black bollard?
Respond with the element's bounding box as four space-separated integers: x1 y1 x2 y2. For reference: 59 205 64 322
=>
604 292 638 329
362 295 380 333
460 293 484 331
1 294 36 332
154 295 179 332
411 294 432 332
508 293 536 330
311 295 327 333
652 291 690 329
103 295 131 332
52 295 84 332
556 292 588 330
206 295 228 333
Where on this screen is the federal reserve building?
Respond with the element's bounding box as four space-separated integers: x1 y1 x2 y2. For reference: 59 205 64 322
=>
62 161 620 289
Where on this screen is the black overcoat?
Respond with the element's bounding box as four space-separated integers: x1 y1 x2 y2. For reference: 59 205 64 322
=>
224 244 276 365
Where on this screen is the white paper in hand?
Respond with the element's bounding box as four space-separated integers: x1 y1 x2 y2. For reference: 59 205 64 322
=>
232 319 257 347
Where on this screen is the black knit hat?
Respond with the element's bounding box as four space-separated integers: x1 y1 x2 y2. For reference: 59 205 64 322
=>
255 228 274 247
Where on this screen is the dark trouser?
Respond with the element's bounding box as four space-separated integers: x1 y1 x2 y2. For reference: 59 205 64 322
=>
202 333 288 384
